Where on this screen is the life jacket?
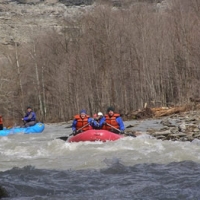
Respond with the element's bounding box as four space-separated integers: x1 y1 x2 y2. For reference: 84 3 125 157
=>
74 114 90 131
102 113 120 131
0 116 3 125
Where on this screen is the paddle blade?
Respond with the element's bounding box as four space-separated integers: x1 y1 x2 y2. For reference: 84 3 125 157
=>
56 136 68 141
124 133 136 137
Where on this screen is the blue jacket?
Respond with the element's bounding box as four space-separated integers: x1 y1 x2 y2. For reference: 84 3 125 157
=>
92 116 106 129
115 117 125 131
72 117 97 131
23 111 36 122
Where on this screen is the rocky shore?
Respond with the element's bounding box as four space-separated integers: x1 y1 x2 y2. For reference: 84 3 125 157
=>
126 109 200 142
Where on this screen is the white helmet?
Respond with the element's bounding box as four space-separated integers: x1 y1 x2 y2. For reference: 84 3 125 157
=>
98 112 103 116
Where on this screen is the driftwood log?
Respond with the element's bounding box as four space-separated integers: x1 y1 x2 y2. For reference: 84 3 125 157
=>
151 105 192 117
127 104 195 119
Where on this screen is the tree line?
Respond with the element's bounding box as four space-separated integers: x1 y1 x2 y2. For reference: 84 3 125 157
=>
0 0 200 126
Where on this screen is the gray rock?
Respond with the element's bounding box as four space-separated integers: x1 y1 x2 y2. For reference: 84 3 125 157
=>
170 133 187 137
0 186 8 198
153 130 171 136
160 119 176 127
178 122 186 132
59 0 94 6
155 135 166 140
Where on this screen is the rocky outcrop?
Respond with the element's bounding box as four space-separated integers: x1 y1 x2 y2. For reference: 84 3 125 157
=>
0 0 167 46
0 186 8 198
125 110 200 142
0 0 96 45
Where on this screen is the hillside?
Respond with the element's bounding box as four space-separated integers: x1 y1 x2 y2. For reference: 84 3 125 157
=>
0 0 167 45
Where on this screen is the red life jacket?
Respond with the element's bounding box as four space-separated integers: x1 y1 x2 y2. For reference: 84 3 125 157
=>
0 116 3 125
74 114 90 131
102 113 120 131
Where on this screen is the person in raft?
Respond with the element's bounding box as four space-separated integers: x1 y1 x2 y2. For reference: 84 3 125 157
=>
92 112 105 129
100 107 125 134
0 114 3 130
22 106 37 127
72 109 97 135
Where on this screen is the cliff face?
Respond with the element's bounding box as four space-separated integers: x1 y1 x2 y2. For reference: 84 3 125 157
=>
0 0 166 46
0 0 96 45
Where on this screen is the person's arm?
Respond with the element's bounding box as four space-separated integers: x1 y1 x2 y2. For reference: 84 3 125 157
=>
72 120 77 131
88 117 98 127
116 117 125 131
98 117 106 128
23 113 33 121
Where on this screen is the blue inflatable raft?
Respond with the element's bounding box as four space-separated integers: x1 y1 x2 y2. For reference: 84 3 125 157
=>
0 123 45 136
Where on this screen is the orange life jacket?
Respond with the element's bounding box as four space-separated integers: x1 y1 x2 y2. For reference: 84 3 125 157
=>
0 116 3 125
74 114 90 131
102 113 120 131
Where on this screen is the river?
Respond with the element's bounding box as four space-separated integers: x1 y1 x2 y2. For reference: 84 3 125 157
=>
1 120 200 199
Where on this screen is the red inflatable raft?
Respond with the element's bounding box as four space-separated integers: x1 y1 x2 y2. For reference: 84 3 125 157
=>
67 129 124 142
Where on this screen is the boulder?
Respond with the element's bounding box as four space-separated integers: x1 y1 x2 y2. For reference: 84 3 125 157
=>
0 186 8 198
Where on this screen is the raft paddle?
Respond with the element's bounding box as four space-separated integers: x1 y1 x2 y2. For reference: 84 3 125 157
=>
105 123 136 137
105 123 121 133
57 123 90 141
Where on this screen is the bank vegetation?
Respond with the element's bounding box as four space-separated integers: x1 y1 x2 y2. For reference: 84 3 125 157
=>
0 0 200 126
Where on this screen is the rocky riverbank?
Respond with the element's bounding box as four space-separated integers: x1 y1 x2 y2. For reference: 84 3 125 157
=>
126 109 200 142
